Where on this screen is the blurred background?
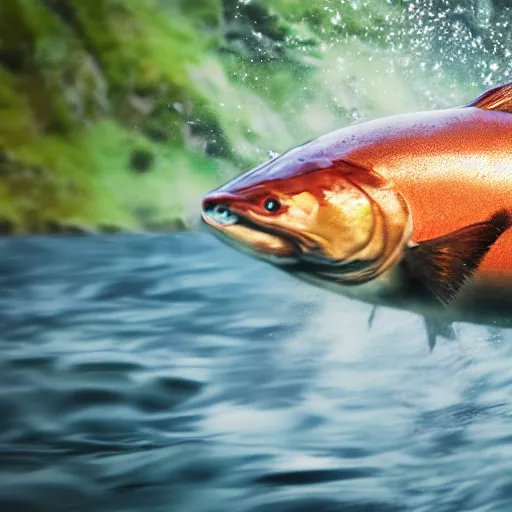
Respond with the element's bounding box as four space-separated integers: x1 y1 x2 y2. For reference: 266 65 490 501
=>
3 3 512 512
1 0 510 235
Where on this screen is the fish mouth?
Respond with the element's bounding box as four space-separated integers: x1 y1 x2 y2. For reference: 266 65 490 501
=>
202 202 240 227
201 202 294 248
201 201 301 264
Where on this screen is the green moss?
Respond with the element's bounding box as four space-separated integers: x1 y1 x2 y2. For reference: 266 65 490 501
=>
68 0 227 149
0 67 36 148
70 0 211 96
0 0 228 234
0 0 107 134
172 0 223 31
84 120 221 230
0 0 487 234
0 119 223 233
259 0 397 46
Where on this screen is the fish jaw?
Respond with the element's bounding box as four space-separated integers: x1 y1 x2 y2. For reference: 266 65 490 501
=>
201 193 299 264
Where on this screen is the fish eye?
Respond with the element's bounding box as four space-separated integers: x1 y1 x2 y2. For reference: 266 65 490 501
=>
263 197 280 213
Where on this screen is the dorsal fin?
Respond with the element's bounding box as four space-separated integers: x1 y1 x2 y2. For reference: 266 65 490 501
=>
466 81 512 113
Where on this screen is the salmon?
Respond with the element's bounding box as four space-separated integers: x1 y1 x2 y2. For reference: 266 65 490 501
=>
201 81 512 348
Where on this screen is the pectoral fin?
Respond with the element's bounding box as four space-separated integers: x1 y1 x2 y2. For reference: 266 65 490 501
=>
424 316 456 352
404 209 512 305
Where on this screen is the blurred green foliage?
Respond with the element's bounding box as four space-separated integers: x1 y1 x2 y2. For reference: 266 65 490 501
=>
0 0 507 234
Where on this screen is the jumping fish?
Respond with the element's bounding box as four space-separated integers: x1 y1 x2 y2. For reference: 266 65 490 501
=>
201 81 512 349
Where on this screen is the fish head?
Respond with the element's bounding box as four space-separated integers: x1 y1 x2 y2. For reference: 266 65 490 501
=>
201 155 412 282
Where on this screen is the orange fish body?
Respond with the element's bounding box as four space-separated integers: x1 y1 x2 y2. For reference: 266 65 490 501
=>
201 82 512 343
313 105 512 282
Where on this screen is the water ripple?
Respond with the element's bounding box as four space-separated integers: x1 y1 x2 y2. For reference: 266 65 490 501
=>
0 233 511 511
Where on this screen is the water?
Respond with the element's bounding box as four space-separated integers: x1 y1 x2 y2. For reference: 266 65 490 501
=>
1 232 512 512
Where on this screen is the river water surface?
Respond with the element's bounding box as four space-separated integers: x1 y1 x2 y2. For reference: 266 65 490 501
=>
1 232 512 512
